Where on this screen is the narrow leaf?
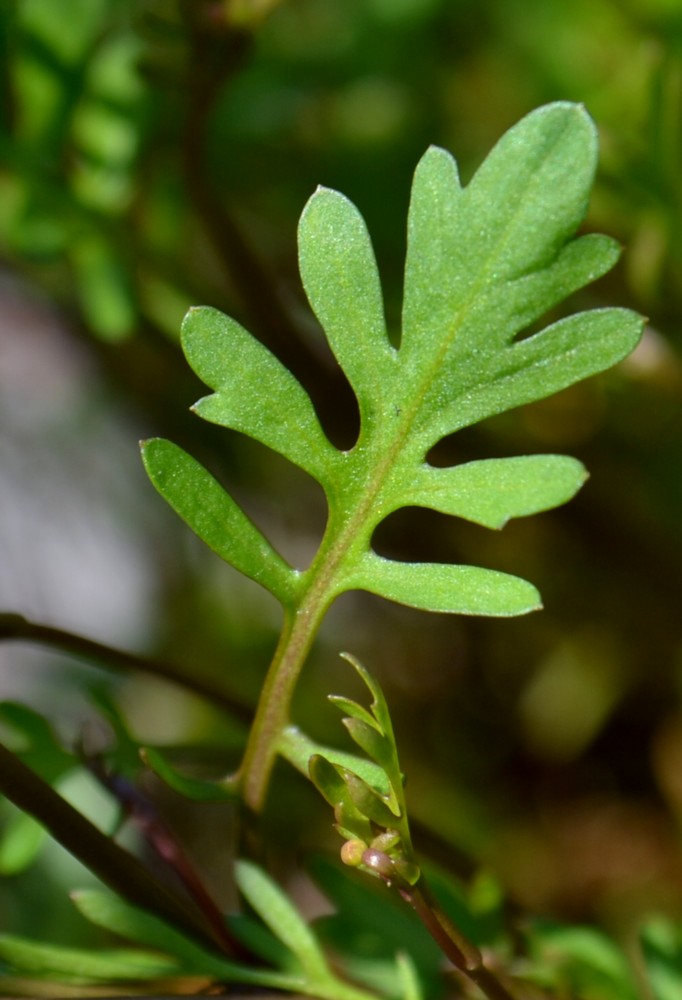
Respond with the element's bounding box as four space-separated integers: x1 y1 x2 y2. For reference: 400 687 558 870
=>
340 654 396 747
0 934 180 981
141 747 236 803
404 455 587 528
73 889 303 992
72 889 230 978
308 755 374 844
328 696 381 733
350 555 541 616
141 438 298 605
235 860 330 981
342 719 394 784
182 306 336 484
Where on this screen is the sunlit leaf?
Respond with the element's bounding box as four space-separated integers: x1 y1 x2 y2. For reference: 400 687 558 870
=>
152 102 641 620
141 437 299 605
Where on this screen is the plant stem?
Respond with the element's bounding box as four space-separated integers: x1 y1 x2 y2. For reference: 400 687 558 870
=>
0 613 251 720
399 879 518 1000
238 584 333 811
0 741 226 954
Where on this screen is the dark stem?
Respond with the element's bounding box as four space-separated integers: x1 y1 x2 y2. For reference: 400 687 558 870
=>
0 612 251 722
0 741 230 954
399 879 518 1000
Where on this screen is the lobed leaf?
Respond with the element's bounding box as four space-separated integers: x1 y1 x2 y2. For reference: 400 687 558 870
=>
147 103 643 620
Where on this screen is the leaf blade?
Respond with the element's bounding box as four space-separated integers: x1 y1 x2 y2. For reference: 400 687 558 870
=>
404 455 587 528
349 555 542 617
299 187 396 428
182 306 336 484
141 437 298 605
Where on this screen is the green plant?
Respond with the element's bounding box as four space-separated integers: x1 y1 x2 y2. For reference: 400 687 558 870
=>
0 101 656 998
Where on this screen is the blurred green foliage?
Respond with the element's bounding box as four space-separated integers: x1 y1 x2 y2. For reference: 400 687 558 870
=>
2 0 682 996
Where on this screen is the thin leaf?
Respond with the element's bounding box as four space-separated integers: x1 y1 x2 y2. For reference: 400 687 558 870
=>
308 754 374 844
235 860 331 981
72 889 299 991
343 770 400 826
340 654 395 746
0 934 180 982
141 437 298 604
328 697 381 733
141 747 236 803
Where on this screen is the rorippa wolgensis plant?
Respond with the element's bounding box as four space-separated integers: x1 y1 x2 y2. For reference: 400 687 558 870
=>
0 103 648 999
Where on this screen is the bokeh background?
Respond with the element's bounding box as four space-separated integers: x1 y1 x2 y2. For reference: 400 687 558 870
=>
1 0 682 958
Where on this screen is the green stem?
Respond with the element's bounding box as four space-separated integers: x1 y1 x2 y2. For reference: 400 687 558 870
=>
238 583 333 811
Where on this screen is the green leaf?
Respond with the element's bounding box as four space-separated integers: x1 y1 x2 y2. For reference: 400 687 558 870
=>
72 889 231 978
403 455 587 529
282 725 390 797
395 951 424 1000
73 888 302 992
347 555 541 617
150 103 643 620
183 306 338 485
0 810 46 874
235 859 331 982
0 933 180 982
141 746 236 802
298 187 397 431
141 437 299 604
342 770 400 826
0 701 74 780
